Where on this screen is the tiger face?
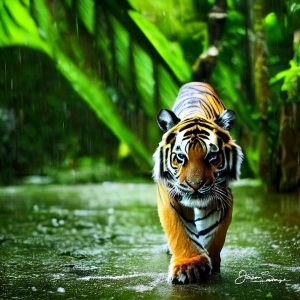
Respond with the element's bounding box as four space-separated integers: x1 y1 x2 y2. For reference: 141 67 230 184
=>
153 109 243 208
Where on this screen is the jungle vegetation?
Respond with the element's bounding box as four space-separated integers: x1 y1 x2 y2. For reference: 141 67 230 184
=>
0 0 299 192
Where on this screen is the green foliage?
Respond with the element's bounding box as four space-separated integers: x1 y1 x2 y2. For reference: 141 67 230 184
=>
286 0 300 28
211 9 251 120
47 157 120 184
0 0 197 180
0 0 155 171
129 10 191 82
76 0 95 34
0 47 121 183
133 44 155 116
212 61 254 130
0 0 298 184
0 1 48 52
129 0 209 64
270 60 300 101
264 13 283 43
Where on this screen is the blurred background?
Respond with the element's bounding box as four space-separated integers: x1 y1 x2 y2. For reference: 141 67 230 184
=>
0 0 299 192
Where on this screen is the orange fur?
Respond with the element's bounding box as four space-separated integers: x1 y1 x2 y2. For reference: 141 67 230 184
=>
179 141 216 189
157 183 201 258
157 182 212 283
154 82 242 284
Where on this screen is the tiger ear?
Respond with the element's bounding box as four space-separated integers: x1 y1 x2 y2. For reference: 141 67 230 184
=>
157 109 180 133
216 109 235 131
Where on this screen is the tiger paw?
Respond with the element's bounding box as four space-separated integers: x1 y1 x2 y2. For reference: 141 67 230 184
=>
169 254 212 284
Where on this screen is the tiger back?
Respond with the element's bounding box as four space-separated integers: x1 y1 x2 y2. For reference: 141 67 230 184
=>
173 82 225 120
153 82 243 284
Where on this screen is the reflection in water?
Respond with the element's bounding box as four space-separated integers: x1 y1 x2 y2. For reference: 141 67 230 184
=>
280 191 300 215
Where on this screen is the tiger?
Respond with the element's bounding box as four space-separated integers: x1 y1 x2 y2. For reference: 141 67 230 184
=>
153 82 243 284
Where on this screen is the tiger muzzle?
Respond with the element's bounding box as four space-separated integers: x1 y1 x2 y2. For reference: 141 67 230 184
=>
186 178 205 191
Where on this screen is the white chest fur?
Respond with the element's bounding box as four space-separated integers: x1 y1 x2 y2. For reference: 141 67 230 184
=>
180 207 222 250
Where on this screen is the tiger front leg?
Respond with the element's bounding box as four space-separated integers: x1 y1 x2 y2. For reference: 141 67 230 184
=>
169 253 212 284
157 183 212 284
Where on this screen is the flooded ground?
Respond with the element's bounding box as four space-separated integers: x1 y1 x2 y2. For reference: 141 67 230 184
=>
0 181 299 299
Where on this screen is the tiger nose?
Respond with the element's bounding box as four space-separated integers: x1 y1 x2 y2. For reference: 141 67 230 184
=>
186 179 204 190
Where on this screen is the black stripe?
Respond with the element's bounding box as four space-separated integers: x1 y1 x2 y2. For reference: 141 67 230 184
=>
199 130 210 136
218 149 226 171
225 147 231 172
198 134 210 140
170 202 184 218
164 147 170 174
184 128 211 137
179 122 213 132
178 123 195 132
163 171 173 180
216 130 230 143
197 221 220 236
166 132 176 144
170 203 219 238
170 203 205 242
183 128 200 136
173 98 187 112
165 147 170 164
185 223 202 237
199 123 214 131
184 219 220 237
170 202 205 231
190 237 205 250
217 137 223 150
200 99 214 119
182 136 191 141
204 232 215 240
230 146 238 179
183 87 224 108
159 148 163 176
194 208 217 222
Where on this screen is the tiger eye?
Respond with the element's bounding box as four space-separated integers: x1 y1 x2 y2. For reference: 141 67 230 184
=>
207 152 220 165
176 153 186 162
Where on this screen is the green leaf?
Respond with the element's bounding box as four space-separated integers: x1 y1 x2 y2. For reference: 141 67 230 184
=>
212 61 255 131
270 60 300 99
129 10 191 82
0 0 152 169
0 1 49 52
76 0 95 34
264 12 283 43
4 1 38 34
55 52 152 168
133 43 155 116
158 65 179 109
30 0 53 40
111 17 131 86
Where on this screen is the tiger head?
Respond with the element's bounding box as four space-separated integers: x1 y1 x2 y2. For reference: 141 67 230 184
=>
153 109 243 208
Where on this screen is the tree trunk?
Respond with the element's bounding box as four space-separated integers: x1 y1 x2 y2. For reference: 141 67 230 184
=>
276 30 300 192
241 0 255 105
277 102 300 191
253 0 271 183
192 0 227 82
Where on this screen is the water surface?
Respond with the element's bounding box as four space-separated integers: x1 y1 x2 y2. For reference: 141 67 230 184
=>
0 181 299 299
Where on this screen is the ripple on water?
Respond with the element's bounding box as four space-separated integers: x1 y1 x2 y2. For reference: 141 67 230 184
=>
285 283 300 295
260 263 300 272
77 272 165 282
